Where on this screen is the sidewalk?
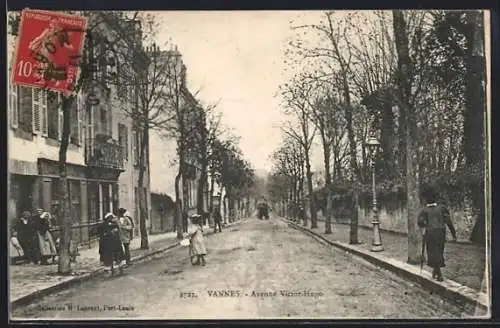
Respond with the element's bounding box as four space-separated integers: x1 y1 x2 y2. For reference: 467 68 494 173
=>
284 218 489 315
9 219 246 308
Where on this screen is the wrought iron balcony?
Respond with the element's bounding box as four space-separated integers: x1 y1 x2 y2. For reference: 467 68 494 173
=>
86 134 124 171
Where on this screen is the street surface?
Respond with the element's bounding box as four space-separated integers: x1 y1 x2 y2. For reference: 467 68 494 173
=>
12 217 466 319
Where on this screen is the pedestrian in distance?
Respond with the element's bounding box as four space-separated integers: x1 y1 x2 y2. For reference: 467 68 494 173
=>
98 213 125 275
213 206 222 233
117 208 134 266
417 184 457 282
189 214 207 266
11 210 38 264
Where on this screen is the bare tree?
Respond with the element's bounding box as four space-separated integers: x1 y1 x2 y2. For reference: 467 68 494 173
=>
279 74 318 228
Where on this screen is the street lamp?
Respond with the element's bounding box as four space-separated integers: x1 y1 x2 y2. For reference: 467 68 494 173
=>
366 136 383 252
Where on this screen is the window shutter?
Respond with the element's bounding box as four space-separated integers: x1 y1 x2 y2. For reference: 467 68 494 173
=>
58 108 64 141
41 90 48 136
77 93 83 146
32 88 42 134
9 84 18 128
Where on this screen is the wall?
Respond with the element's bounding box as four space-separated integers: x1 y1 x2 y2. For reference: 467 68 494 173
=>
354 198 476 241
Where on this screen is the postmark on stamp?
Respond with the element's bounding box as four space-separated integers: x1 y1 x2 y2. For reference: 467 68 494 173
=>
11 9 88 94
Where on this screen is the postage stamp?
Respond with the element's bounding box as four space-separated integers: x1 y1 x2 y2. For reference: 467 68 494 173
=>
11 9 88 94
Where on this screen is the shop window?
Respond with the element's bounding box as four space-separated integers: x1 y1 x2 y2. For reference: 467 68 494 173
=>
70 180 81 225
51 179 61 226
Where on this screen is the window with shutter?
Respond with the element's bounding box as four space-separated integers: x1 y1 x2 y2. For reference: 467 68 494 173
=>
58 109 64 141
47 92 60 139
77 93 83 146
70 99 79 145
9 84 19 128
32 88 42 134
41 90 48 136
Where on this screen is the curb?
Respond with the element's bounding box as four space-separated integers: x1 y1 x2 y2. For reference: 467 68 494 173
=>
10 219 247 309
283 218 489 315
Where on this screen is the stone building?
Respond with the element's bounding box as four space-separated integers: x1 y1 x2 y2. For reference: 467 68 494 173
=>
7 12 151 244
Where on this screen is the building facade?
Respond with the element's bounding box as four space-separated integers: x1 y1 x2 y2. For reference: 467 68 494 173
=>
7 12 151 244
149 49 207 233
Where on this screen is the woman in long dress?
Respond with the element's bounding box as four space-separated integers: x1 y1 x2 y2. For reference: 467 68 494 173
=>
98 213 125 275
417 185 457 281
189 214 207 266
34 211 58 265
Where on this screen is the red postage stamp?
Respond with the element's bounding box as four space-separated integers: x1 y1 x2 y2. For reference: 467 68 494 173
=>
11 9 88 94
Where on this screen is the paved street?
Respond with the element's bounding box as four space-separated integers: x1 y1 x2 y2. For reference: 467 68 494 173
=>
12 217 467 320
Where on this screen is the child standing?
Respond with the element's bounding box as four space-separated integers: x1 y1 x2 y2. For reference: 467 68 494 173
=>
189 214 207 266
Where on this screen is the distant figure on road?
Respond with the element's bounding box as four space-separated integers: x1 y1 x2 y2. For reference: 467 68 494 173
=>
213 206 222 233
99 213 125 275
418 185 457 281
298 205 306 224
189 214 207 266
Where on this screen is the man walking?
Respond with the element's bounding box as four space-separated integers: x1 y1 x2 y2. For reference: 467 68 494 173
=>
213 206 222 233
117 208 134 266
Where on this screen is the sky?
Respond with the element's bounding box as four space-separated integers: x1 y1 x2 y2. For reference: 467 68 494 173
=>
151 11 321 173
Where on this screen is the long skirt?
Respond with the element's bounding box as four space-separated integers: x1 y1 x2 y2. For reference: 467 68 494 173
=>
99 237 124 267
425 228 446 268
190 231 207 256
36 231 57 257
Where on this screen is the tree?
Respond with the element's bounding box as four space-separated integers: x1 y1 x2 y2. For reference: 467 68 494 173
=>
279 74 318 228
392 10 421 264
288 11 361 242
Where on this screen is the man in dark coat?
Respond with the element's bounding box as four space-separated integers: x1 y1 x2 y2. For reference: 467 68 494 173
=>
11 211 37 263
417 185 457 281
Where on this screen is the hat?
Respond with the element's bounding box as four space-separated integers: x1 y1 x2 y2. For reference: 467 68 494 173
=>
41 212 51 220
104 212 115 220
22 211 31 217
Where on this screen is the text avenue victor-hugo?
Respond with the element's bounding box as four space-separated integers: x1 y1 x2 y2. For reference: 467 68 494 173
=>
180 289 324 298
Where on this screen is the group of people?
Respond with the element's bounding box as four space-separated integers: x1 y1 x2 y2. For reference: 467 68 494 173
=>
10 209 58 265
98 208 135 275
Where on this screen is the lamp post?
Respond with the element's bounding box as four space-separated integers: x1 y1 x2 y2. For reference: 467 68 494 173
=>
366 136 383 252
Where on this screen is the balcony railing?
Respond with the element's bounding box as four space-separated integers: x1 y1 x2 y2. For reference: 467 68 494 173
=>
86 135 124 170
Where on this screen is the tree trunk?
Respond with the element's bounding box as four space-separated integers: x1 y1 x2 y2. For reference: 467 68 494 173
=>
208 174 215 224
393 10 420 264
322 134 333 234
138 122 150 249
343 82 360 244
57 96 73 274
305 153 316 229
174 171 183 239
464 11 486 245
197 166 207 215
182 169 189 232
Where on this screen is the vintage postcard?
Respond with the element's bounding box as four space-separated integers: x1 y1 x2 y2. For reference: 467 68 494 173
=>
7 9 491 320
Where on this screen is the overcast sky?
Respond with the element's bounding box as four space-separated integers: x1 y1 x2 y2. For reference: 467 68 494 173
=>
151 11 323 173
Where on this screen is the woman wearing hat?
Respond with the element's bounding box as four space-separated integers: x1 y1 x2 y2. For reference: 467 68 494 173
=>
189 214 207 266
11 210 37 264
417 185 457 281
98 213 125 275
33 210 58 265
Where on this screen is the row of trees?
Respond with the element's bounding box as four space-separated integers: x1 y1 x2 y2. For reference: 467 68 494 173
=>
8 10 256 273
268 10 487 263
